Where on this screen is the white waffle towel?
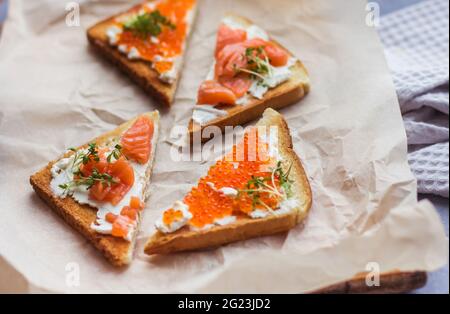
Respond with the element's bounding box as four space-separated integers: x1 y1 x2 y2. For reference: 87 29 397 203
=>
379 0 449 198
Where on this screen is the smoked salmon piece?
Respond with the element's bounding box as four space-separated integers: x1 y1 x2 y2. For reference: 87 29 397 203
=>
76 147 135 206
215 43 248 78
105 212 118 223
263 43 289 67
87 157 135 206
197 23 290 106
111 215 133 238
121 116 154 164
219 75 252 98
129 196 144 210
120 206 138 220
242 38 288 67
215 24 247 57
197 80 237 105
215 39 289 79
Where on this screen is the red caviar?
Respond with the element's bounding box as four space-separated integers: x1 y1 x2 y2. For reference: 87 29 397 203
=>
115 0 196 74
162 208 184 225
183 128 281 228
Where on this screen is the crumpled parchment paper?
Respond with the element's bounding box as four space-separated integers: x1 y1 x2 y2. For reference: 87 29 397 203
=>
0 0 447 293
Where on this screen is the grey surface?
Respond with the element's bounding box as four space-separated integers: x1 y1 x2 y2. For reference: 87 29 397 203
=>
414 195 449 293
0 1 6 21
0 0 6 35
0 0 448 293
375 0 424 15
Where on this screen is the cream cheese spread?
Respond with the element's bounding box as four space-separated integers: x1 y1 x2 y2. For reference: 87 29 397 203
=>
155 201 193 233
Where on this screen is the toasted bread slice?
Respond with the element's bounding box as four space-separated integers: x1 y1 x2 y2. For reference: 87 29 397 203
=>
189 14 310 141
145 109 311 255
87 1 198 107
30 112 160 266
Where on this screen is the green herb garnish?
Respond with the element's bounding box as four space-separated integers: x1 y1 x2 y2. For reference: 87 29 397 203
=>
58 143 118 193
58 168 118 191
274 161 294 198
234 46 273 81
107 144 122 163
65 143 99 173
123 10 176 39
238 161 293 210
84 143 100 163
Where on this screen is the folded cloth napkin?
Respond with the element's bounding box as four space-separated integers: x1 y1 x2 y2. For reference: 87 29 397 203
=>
379 0 449 198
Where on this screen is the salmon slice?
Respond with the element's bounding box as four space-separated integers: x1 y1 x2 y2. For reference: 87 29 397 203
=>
78 152 135 206
263 43 289 67
215 42 248 78
121 116 154 164
219 75 252 98
243 38 289 67
215 39 289 79
88 157 135 205
111 215 134 238
197 80 237 105
196 24 290 108
215 24 247 57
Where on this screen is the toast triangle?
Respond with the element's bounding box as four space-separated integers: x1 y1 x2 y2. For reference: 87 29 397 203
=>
189 14 310 141
87 1 198 107
145 109 312 255
30 112 160 266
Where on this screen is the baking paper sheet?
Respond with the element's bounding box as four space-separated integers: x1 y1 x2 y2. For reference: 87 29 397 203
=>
0 0 447 293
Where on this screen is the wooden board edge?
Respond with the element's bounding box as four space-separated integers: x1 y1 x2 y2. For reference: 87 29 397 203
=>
310 271 427 294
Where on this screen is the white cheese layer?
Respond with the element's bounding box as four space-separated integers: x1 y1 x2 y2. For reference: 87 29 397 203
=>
248 57 297 100
155 201 192 233
50 124 159 241
189 215 237 232
214 215 237 226
106 25 122 45
192 105 228 125
248 196 299 219
219 187 239 197
206 182 239 197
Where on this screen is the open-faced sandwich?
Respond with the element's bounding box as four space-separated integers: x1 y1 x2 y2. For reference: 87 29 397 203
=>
145 109 312 255
87 0 198 106
30 112 160 266
189 14 310 140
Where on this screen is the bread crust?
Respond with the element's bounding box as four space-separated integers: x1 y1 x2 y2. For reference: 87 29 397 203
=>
30 112 160 266
189 14 310 141
145 109 312 255
86 2 197 107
